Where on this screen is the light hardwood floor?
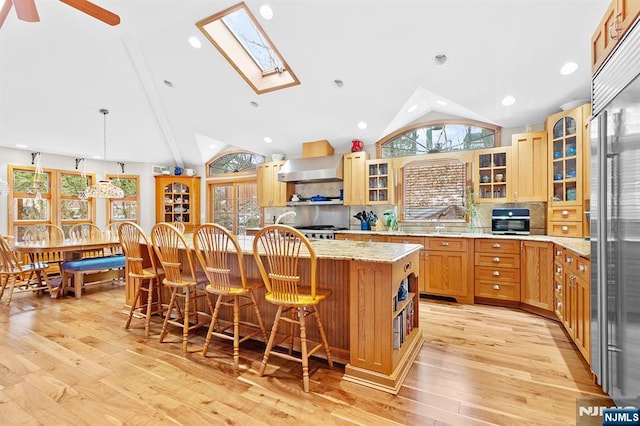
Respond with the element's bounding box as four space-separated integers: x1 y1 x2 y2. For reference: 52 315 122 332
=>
0 286 609 425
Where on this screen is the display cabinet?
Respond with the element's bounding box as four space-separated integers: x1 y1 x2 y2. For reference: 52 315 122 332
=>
155 176 200 232
366 159 393 205
474 147 512 203
546 103 590 237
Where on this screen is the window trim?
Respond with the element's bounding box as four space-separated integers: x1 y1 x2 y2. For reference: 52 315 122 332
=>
8 165 97 240
196 2 300 95
205 149 265 178
376 118 502 159
106 174 140 226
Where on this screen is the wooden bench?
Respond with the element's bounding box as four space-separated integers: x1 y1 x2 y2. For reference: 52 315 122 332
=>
61 255 125 299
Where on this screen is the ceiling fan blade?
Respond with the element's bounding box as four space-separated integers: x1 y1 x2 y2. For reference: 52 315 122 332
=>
12 0 40 22
0 0 12 28
59 0 120 26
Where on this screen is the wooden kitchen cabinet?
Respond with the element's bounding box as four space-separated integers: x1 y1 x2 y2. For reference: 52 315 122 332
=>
155 176 200 232
423 237 474 304
474 147 512 203
257 161 293 207
546 103 590 238
554 244 591 364
366 159 394 205
520 240 554 312
388 236 427 293
343 152 369 206
474 238 521 302
511 132 548 202
592 0 640 73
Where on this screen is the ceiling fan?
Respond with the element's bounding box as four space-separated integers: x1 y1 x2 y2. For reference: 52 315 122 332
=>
0 0 120 29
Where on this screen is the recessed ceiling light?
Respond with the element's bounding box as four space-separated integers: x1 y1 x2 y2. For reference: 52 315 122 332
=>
357 121 367 130
15 144 28 148
407 104 418 113
163 80 174 88
250 101 259 108
264 137 273 143
436 100 448 106
259 5 273 20
560 62 578 75
188 36 202 49
334 79 344 87
209 144 216 149
433 53 448 66
501 95 516 106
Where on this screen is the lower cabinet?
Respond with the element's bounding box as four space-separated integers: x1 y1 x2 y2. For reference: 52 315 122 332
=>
554 244 591 363
424 237 474 304
520 240 554 312
474 238 521 301
388 236 427 294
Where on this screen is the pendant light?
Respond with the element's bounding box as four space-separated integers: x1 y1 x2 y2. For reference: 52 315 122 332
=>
30 152 46 200
84 108 124 199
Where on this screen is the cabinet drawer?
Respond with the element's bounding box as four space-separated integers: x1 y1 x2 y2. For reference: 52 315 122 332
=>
576 256 590 280
475 253 520 268
554 246 565 261
549 206 583 221
548 221 582 238
475 266 520 283
388 236 424 245
475 280 520 301
425 237 468 252
474 239 520 254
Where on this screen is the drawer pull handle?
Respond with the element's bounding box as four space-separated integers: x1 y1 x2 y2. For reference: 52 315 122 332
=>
492 257 500 263
556 250 562 256
556 267 562 274
566 257 573 263
557 284 562 291
561 210 569 217
404 262 412 272
579 264 586 272
441 242 449 246
492 284 500 290
493 271 500 276
561 226 569 232
492 243 501 248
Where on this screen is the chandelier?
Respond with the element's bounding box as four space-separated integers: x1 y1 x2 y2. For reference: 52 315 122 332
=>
84 108 124 199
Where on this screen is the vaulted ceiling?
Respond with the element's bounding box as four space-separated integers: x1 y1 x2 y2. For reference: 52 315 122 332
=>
0 0 609 167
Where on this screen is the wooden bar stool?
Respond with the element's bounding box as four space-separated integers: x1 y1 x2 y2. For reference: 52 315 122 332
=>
151 222 208 353
193 223 268 371
119 222 164 337
253 225 333 392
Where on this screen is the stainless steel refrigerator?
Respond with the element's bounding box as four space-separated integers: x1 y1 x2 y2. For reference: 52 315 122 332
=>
590 18 640 406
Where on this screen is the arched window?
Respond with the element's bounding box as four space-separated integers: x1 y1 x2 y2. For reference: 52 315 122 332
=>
206 151 265 176
377 119 501 158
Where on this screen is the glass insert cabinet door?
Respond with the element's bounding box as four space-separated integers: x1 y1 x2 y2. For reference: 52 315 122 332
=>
163 182 191 224
474 148 511 202
551 115 579 203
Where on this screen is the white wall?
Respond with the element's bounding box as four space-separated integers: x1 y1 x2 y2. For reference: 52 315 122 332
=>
0 146 185 235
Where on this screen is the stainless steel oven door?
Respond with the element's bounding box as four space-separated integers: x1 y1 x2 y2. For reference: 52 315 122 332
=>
491 218 530 235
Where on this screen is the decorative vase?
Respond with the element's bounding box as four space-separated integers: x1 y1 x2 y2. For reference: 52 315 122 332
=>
351 139 364 152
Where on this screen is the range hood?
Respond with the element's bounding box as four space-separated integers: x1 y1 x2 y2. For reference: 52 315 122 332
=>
277 155 343 183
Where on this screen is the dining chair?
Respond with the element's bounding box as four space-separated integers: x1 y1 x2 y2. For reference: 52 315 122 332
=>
106 223 124 255
193 223 268 370
119 222 164 337
69 223 105 258
0 235 53 304
23 224 65 276
252 225 333 392
151 222 208 353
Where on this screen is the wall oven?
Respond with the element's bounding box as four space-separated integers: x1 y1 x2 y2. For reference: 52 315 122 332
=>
491 208 530 235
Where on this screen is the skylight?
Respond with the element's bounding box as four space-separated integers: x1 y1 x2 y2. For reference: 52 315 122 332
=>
197 3 299 94
221 8 283 74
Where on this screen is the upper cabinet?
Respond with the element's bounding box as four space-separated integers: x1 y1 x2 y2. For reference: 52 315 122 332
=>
592 0 640 73
474 147 512 203
257 161 293 207
511 131 548 202
546 103 591 238
343 152 369 206
366 159 394 205
155 176 201 232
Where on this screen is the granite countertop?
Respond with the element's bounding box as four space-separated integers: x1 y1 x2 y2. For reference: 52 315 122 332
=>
187 234 422 263
336 230 591 258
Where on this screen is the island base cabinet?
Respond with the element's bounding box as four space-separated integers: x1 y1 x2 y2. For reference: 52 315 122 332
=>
343 251 424 395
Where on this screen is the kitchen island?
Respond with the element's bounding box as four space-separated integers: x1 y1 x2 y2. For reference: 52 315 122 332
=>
136 235 423 394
